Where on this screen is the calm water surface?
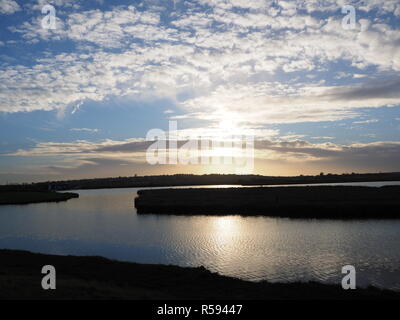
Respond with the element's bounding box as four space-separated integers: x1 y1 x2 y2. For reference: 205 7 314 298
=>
0 182 399 290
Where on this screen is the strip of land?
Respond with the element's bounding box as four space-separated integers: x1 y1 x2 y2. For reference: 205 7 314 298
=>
0 249 398 300
1 172 400 192
0 191 79 205
135 186 400 218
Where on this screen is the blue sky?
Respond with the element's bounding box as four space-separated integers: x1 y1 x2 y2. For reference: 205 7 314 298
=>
0 0 400 182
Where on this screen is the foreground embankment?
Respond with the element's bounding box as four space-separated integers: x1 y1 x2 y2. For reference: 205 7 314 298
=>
0 191 79 205
0 249 398 300
135 186 400 218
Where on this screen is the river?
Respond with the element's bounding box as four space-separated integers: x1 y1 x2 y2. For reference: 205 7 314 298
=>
0 181 399 290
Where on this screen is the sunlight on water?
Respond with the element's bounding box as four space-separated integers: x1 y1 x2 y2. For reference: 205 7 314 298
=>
0 183 399 290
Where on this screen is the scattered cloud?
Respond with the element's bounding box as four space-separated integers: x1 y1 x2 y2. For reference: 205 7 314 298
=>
1 2 399 128
352 119 379 124
7 136 400 168
310 136 334 140
353 74 367 79
1 1 400 181
70 127 100 133
0 0 20 14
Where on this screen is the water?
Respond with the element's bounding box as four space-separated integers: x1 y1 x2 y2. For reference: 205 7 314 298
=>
0 181 399 290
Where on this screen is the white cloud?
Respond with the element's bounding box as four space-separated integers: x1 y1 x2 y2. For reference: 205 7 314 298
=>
7 137 400 175
0 0 20 14
1 1 400 128
352 119 379 124
29 0 81 10
70 127 100 133
179 78 400 125
353 74 367 78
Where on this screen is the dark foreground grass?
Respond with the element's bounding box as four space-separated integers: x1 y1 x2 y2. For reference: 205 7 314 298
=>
0 191 79 205
0 249 399 300
135 186 400 218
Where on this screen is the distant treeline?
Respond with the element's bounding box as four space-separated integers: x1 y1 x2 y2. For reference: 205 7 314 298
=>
1 172 400 192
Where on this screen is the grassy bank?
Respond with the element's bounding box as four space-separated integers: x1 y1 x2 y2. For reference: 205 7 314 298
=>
0 249 398 300
135 185 400 218
0 191 79 205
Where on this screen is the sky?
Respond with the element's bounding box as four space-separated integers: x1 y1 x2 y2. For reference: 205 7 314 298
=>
0 0 400 183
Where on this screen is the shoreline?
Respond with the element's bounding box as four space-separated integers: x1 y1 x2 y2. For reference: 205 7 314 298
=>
0 191 79 205
1 172 400 192
0 249 399 300
135 185 400 218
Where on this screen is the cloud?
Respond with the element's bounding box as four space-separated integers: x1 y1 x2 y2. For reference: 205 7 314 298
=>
95 140 154 153
6 135 400 164
29 0 81 10
179 77 400 126
7 138 148 157
1 1 400 130
324 77 400 101
254 139 400 171
352 119 378 124
0 0 20 14
1 0 400 182
10 6 165 46
70 127 100 133
4 137 400 179
353 74 367 79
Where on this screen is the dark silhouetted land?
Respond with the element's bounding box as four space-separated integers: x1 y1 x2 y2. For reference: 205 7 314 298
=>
1 172 400 192
0 191 79 205
0 249 399 300
135 185 400 218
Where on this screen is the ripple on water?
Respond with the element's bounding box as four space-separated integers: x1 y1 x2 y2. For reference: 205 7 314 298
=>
0 188 400 290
